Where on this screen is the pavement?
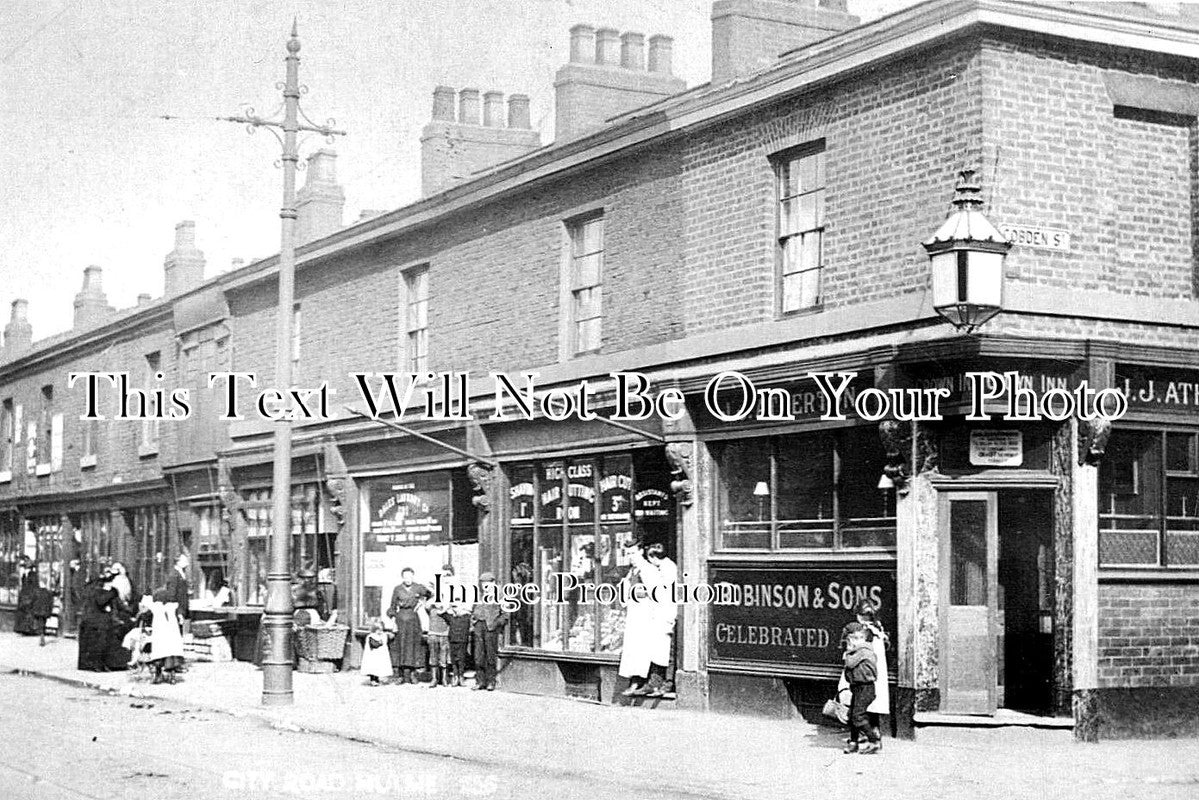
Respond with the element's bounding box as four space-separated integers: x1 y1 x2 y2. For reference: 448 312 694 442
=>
2 633 1198 800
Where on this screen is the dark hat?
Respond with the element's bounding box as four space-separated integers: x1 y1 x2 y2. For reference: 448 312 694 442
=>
479 571 496 583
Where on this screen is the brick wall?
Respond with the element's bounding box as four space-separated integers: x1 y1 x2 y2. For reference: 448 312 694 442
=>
1098 583 1199 688
227 141 684 397
984 35 1199 307
0 318 179 502
682 39 984 335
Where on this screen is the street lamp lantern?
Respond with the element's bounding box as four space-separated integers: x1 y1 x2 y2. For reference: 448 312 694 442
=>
922 169 1011 334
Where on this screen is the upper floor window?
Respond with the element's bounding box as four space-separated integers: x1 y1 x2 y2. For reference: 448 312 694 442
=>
35 386 62 475
776 143 826 313
0 399 12 476
566 214 604 355
403 265 429 373
140 352 160 454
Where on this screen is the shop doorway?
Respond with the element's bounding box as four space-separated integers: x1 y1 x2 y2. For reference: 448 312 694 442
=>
997 491 1055 714
938 489 1055 716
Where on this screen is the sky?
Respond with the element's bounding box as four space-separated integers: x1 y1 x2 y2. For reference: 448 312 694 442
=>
0 0 917 341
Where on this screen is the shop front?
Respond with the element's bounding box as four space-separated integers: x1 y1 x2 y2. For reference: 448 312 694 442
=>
696 406 899 720
494 435 678 701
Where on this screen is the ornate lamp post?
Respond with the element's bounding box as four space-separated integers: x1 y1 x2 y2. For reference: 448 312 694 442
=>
922 169 1011 333
221 23 344 706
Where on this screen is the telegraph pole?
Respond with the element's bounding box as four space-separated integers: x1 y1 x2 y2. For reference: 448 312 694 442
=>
220 21 345 706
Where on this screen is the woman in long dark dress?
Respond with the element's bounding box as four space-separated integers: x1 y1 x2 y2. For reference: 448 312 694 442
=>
386 568 429 684
14 558 42 636
77 571 119 671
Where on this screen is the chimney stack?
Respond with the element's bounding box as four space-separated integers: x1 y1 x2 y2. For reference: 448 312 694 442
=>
711 0 858 85
553 25 686 142
164 220 206 296
420 86 542 197
4 299 32 354
137 293 152 306
295 149 346 245
73 265 114 329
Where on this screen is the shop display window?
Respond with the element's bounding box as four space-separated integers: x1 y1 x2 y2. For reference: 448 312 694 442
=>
125 506 169 597
77 511 114 584
714 427 895 552
1100 429 1199 567
242 484 336 605
506 450 673 655
0 511 21 605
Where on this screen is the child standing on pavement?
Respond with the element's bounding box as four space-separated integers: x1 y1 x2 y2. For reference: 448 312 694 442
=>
443 603 473 687
470 572 507 691
361 619 392 686
842 622 880 754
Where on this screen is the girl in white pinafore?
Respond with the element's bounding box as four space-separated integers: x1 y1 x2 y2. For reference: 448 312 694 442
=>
838 599 889 746
148 592 185 684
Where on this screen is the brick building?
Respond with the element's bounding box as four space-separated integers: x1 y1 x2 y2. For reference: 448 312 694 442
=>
2 0 1198 740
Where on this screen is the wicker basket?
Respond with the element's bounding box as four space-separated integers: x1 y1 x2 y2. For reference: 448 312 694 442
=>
295 624 349 661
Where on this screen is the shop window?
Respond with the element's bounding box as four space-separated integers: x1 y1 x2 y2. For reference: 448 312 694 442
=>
193 505 231 607
1100 429 1199 567
565 213 604 355
506 449 674 654
714 428 895 552
775 141 825 313
77 511 115 584
242 484 337 606
403 265 429 373
125 506 170 594
30 517 63 594
0 512 21 605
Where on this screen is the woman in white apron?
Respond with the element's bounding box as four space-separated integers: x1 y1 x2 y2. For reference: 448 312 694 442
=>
838 599 889 747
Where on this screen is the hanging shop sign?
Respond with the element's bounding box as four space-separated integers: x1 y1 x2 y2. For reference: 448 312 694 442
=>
969 429 1024 467
365 472 450 546
708 563 896 671
1116 364 1199 414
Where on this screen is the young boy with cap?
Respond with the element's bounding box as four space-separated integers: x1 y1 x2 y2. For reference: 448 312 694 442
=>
470 572 507 691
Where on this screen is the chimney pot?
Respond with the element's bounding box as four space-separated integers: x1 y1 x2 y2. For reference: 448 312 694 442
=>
648 35 674 75
164 219 206 296
175 220 196 248
74 265 112 329
4 299 32 352
458 88 481 125
507 94 532 129
432 85 457 121
620 32 646 69
595 27 620 66
569 24 596 63
483 91 505 127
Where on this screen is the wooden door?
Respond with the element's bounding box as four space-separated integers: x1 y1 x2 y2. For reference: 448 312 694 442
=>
939 492 998 715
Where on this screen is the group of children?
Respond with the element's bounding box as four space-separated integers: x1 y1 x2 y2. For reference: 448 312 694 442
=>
361 568 507 690
840 599 889 756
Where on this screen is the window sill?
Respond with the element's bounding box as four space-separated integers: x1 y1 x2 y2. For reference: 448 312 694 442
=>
35 463 51 477
79 454 97 469
498 646 620 664
707 549 896 563
1099 567 1199 583
777 302 825 320
138 443 159 459
0 469 9 484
